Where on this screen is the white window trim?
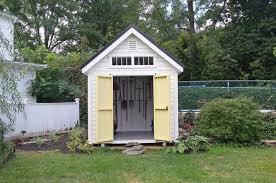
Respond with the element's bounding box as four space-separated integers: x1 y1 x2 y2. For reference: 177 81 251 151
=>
108 55 157 69
133 56 155 66
110 56 132 66
82 27 183 74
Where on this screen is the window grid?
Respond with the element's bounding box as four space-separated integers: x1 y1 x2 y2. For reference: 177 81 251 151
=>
112 57 132 66
134 57 154 65
112 56 154 66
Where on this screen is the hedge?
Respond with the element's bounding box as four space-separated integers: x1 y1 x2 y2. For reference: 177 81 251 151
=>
178 87 276 110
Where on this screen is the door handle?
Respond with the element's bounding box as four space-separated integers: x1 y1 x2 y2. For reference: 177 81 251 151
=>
98 107 112 111
155 106 168 110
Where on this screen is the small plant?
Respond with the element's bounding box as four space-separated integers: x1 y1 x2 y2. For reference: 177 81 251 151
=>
166 135 208 154
78 140 93 154
34 137 44 149
183 111 196 124
67 128 93 154
49 133 60 144
185 135 209 152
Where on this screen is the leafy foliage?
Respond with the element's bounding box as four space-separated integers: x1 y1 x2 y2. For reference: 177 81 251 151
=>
67 128 93 154
263 113 276 140
34 137 43 149
183 111 196 124
2 0 80 51
1 0 275 81
1 0 276 132
0 23 24 140
49 133 60 144
167 135 209 154
19 46 88 126
197 97 264 145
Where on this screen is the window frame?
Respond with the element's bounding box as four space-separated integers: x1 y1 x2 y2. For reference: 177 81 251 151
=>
109 54 156 68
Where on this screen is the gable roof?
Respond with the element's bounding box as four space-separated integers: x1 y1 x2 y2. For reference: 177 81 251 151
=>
81 25 184 74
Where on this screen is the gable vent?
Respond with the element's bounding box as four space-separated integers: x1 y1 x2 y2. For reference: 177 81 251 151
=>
128 40 137 50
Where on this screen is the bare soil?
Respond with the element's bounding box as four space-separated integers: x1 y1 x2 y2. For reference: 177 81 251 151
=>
14 133 69 152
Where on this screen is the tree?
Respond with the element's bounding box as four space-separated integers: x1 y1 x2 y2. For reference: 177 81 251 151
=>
78 0 143 50
20 46 88 126
2 0 80 51
198 29 240 79
0 27 23 137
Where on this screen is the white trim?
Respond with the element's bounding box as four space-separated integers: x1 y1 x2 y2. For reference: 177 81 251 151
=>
174 73 179 140
110 139 156 144
0 12 17 22
108 54 157 69
108 55 132 67
110 72 157 76
82 30 133 74
2 60 47 71
132 28 183 72
82 27 183 74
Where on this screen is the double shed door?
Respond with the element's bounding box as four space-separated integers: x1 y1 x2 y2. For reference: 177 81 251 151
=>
95 75 171 143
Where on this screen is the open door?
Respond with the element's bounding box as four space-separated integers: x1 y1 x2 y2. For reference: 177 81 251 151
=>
96 75 113 143
153 75 171 141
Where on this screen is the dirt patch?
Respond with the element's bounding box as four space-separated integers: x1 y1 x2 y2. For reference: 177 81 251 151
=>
14 133 69 152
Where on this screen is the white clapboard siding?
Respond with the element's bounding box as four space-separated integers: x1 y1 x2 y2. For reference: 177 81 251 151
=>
6 100 79 138
0 12 15 61
87 35 179 143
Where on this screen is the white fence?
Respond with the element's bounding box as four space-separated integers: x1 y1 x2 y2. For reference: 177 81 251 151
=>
7 99 80 138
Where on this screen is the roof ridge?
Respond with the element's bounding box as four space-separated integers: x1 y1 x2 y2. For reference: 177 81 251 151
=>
81 25 184 69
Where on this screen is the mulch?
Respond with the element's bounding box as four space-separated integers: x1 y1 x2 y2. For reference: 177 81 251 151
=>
14 133 69 152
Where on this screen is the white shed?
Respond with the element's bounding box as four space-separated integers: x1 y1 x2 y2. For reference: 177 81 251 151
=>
82 26 183 144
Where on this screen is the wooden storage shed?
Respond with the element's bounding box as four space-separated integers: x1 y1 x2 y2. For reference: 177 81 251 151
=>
82 25 183 144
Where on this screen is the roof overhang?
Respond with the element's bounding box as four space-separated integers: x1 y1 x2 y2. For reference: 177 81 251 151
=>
0 12 18 23
81 26 184 75
2 60 47 71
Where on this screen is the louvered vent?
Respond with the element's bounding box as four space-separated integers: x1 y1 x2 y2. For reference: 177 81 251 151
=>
128 40 137 50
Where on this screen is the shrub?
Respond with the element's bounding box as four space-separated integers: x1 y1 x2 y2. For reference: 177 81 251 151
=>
183 111 196 124
49 133 60 144
0 142 15 166
167 135 209 154
263 113 276 140
67 128 93 154
197 97 264 144
34 137 44 149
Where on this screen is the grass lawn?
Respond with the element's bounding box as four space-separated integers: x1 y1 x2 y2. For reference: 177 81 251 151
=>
0 146 275 183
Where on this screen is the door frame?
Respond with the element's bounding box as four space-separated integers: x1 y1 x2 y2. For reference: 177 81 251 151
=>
96 72 172 143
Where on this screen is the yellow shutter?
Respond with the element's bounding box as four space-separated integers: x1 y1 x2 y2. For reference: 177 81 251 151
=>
96 75 113 143
153 75 171 142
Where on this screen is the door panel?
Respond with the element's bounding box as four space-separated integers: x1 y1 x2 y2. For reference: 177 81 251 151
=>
96 75 113 143
153 75 171 141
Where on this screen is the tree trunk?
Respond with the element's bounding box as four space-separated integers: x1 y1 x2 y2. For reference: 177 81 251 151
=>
187 0 195 34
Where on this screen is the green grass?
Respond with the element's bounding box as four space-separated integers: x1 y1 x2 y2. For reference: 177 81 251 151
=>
0 146 276 183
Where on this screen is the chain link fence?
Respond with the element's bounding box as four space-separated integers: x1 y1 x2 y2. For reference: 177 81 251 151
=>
178 80 276 111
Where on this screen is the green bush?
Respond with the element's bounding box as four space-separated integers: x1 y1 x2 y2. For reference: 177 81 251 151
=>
263 113 276 140
179 87 276 109
197 97 264 145
167 135 209 154
67 128 93 154
49 133 60 144
34 137 44 149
